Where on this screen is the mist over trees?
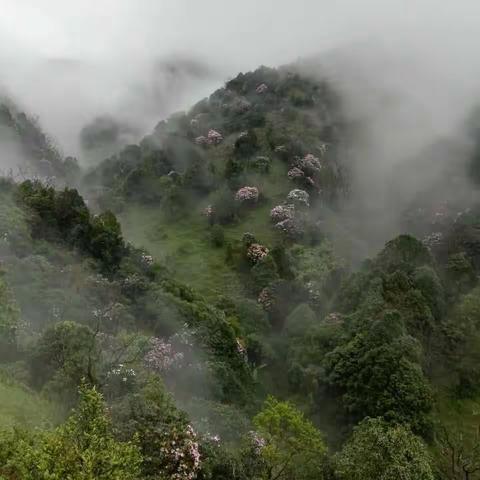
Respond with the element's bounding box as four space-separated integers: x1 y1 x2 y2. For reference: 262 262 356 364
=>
1 2 480 479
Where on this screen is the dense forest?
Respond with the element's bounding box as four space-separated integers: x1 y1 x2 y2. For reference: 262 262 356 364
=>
1 63 480 479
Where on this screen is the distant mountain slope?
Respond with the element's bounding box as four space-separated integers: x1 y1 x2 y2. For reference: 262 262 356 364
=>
83 65 348 300
0 98 79 181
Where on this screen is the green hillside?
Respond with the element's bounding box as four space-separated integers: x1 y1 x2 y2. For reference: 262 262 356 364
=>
0 64 480 479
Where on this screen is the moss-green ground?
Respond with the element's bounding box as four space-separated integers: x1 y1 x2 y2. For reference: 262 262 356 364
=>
0 376 55 429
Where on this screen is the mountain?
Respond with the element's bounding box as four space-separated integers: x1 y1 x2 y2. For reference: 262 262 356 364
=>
0 64 479 479
0 97 80 181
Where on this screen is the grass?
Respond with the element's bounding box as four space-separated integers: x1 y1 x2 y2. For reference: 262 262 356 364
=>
119 165 291 300
120 205 245 299
0 374 56 429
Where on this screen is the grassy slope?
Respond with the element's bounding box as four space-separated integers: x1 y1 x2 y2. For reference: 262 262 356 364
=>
119 201 283 300
0 375 55 429
119 144 292 299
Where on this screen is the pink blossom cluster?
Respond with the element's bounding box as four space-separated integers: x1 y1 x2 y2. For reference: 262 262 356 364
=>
258 287 274 311
160 424 201 480
195 135 208 146
270 204 295 223
195 130 224 146
144 337 185 373
256 83 268 94
207 129 223 144
299 153 322 171
287 189 310 207
275 218 303 237
249 430 267 455
247 243 269 263
287 167 304 179
235 186 259 203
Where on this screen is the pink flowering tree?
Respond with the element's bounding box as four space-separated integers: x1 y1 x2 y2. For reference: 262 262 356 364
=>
194 136 208 146
144 337 185 374
270 204 295 223
159 424 201 480
247 243 269 264
235 186 259 204
300 153 322 172
287 167 305 180
258 287 275 311
256 83 268 94
207 129 223 145
275 218 303 238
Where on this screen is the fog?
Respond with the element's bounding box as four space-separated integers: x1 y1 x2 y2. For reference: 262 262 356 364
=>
0 1 476 155
1 0 480 253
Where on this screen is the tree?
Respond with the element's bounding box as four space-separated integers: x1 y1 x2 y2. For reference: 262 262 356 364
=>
234 130 259 158
252 396 327 480
111 376 200 480
441 286 480 397
89 210 125 272
0 385 142 479
435 417 480 480
335 417 434 480
30 321 98 394
322 311 433 435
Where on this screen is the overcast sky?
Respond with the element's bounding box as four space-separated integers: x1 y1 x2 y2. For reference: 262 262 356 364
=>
0 1 479 154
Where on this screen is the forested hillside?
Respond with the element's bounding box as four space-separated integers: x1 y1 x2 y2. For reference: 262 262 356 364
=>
0 64 480 479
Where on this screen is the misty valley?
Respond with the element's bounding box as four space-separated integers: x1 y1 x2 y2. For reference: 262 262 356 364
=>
1 41 480 480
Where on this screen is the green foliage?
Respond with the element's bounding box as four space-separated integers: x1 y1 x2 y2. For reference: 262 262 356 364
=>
323 311 433 435
253 396 327 480
250 255 279 292
441 286 480 397
0 272 19 360
375 234 433 273
17 180 126 273
2 65 480 480
335 417 434 480
234 130 259 158
90 210 125 272
111 376 193 479
445 252 477 298
30 321 98 397
0 385 141 479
